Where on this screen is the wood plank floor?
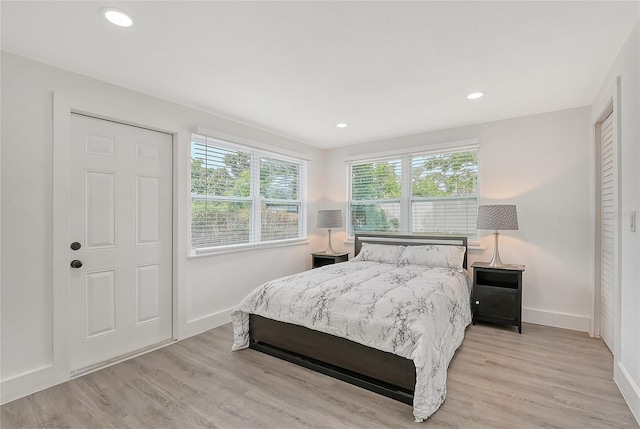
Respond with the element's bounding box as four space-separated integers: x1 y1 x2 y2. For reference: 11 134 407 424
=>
2 322 638 428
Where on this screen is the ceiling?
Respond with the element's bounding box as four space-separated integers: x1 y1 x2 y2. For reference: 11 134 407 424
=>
2 2 638 148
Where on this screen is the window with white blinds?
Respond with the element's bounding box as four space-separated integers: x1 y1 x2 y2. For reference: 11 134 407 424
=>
191 134 306 253
411 150 478 236
348 146 478 238
260 156 303 242
349 160 402 234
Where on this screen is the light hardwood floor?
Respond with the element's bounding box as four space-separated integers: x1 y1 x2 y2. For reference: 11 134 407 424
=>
2 323 638 428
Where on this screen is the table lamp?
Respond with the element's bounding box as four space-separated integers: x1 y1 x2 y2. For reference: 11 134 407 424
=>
477 205 519 267
317 209 343 255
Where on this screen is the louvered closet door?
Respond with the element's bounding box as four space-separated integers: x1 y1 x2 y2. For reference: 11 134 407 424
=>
600 110 615 352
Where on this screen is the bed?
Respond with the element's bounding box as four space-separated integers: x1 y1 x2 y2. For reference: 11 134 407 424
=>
231 233 471 422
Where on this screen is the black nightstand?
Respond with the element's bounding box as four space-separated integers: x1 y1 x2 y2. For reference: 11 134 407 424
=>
311 252 349 268
471 262 525 334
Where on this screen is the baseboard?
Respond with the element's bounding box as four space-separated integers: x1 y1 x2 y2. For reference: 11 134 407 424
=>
615 362 640 425
522 307 590 332
185 307 234 338
1 364 56 405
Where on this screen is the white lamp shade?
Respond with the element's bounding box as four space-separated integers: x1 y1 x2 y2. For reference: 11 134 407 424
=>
477 205 518 230
317 210 343 228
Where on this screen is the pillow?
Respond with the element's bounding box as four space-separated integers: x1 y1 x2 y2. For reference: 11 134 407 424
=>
399 245 466 269
352 243 406 264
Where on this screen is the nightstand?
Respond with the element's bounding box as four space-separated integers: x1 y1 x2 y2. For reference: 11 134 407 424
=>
311 252 349 268
471 262 525 334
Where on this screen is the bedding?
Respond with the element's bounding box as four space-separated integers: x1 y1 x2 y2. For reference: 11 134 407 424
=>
231 260 472 422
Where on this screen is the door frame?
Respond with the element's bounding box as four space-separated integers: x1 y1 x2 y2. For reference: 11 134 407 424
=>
593 92 621 356
52 92 180 384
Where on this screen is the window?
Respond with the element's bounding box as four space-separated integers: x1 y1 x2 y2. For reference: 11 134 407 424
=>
350 159 402 233
410 150 478 236
191 134 306 253
348 146 478 238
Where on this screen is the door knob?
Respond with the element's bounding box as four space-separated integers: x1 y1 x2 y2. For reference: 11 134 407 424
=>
70 242 81 250
70 260 83 269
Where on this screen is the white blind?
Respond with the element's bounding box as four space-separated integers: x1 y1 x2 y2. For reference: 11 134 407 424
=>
191 134 306 252
349 159 402 234
411 149 478 236
347 147 478 238
260 156 303 242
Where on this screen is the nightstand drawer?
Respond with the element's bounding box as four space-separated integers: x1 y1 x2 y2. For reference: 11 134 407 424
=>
474 285 519 323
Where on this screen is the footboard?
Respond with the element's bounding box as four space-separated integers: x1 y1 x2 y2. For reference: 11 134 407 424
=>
249 314 415 404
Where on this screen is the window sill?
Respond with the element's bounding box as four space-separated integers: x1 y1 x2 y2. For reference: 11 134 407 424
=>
188 238 309 259
467 241 485 250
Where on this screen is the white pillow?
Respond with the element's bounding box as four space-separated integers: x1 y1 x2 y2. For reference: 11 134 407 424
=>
352 243 406 264
399 245 466 269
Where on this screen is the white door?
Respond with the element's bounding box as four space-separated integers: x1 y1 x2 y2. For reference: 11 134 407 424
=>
69 114 173 373
599 110 615 352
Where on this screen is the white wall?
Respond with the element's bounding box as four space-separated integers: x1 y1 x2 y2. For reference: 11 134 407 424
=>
0 52 324 402
592 20 640 422
325 107 593 332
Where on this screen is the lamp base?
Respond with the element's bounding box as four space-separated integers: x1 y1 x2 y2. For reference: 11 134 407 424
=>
487 231 506 267
324 229 337 255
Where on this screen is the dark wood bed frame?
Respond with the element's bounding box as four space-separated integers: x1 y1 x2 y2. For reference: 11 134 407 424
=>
248 233 468 405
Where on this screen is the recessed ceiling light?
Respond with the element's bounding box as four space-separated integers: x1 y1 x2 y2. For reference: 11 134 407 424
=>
336 123 348 128
101 8 134 27
467 91 486 100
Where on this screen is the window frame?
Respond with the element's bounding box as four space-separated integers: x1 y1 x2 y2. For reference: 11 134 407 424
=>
347 143 479 240
190 134 307 256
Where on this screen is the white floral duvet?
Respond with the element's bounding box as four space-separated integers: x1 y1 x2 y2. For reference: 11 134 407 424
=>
231 260 472 422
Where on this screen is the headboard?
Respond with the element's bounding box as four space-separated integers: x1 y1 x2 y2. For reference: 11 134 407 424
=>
354 233 468 269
